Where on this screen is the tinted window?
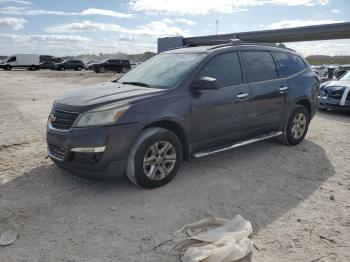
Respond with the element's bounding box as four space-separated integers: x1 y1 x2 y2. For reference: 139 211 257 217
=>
272 52 306 77
197 52 242 87
109 60 120 64
8 56 16 62
243 51 278 82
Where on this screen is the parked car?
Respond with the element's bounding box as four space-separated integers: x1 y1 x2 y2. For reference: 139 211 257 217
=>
311 65 328 77
91 59 131 73
39 55 63 70
47 42 319 188
53 60 85 71
0 54 40 71
319 71 350 111
85 60 98 70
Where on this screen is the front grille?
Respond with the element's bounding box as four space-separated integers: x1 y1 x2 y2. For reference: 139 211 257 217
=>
50 108 79 130
48 144 65 161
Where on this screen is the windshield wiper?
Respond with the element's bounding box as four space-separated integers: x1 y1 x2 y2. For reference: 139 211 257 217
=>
121 81 152 88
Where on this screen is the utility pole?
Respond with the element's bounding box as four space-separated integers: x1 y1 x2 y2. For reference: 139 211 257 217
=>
216 20 219 35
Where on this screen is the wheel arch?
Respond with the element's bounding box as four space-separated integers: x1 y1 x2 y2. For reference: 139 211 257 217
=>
295 98 312 117
143 119 190 161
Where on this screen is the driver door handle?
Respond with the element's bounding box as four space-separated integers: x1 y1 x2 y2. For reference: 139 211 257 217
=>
279 86 288 92
236 93 249 99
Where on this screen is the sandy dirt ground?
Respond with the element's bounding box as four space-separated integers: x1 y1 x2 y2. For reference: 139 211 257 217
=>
0 70 349 262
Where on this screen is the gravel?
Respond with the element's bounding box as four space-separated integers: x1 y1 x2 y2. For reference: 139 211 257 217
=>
0 70 349 262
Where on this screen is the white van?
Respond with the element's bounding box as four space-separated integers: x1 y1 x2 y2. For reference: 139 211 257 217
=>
0 54 40 71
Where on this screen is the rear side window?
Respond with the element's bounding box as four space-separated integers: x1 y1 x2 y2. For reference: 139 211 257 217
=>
272 52 306 77
197 52 242 87
242 51 278 82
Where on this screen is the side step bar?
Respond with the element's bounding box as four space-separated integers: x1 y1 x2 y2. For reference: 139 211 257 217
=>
193 131 283 158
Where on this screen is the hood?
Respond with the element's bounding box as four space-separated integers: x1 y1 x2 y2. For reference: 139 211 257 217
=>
54 81 163 112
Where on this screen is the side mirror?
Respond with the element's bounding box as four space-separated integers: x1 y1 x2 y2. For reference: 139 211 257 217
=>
192 77 219 91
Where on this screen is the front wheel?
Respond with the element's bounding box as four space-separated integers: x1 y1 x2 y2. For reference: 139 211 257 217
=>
279 105 310 145
126 127 183 188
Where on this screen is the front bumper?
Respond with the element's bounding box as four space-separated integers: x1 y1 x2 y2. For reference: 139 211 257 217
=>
47 122 142 179
318 96 350 110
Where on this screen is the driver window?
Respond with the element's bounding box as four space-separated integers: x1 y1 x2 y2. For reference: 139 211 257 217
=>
197 52 243 88
8 56 16 62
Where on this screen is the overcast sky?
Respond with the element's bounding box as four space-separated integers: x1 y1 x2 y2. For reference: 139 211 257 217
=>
0 0 349 56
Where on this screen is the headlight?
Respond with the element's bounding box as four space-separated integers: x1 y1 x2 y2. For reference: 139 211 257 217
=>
75 103 130 127
330 87 345 97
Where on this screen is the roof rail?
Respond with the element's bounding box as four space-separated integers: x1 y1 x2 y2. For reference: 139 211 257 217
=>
164 38 295 52
205 39 294 51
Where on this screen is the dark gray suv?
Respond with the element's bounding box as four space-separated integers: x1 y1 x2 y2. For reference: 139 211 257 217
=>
47 43 319 188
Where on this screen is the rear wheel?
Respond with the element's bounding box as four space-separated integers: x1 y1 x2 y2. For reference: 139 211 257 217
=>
121 67 127 73
4 65 11 71
59 66 65 71
126 127 182 188
76 66 82 71
279 105 310 145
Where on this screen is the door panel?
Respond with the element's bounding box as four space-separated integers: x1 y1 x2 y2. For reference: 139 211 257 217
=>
105 61 112 70
241 51 287 136
248 79 287 136
192 84 250 144
191 52 250 151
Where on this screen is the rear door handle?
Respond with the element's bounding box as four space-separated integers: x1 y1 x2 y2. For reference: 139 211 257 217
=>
280 86 288 92
236 93 249 99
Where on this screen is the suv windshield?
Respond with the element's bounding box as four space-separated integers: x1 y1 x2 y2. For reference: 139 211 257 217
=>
339 71 350 81
118 53 206 89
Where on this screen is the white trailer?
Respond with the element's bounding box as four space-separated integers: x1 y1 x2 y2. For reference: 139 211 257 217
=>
0 54 40 71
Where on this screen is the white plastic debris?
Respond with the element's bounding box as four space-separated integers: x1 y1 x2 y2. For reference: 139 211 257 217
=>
175 215 253 262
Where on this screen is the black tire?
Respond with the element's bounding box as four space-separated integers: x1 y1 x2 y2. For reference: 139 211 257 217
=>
76 66 82 71
5 65 11 71
59 66 65 71
279 105 310 145
126 127 183 188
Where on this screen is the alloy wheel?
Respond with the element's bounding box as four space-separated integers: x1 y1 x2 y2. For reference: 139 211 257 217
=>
291 113 307 139
143 141 177 180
